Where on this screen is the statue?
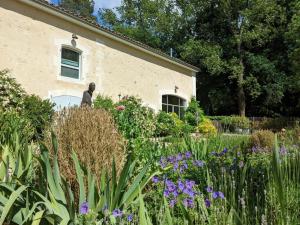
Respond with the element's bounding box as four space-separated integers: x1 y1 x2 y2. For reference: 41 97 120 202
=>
81 82 95 107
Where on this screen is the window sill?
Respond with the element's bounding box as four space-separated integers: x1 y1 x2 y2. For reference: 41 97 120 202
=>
57 75 85 85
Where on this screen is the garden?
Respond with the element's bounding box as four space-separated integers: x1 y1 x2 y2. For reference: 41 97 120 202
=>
0 69 300 225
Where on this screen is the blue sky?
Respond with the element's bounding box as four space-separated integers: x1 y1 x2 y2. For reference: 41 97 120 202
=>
51 0 121 12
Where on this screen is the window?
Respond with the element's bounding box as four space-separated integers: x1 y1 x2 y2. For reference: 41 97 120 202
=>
162 95 186 119
52 95 81 111
61 47 81 79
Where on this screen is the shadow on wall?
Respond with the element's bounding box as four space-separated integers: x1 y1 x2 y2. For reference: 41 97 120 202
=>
1 0 193 77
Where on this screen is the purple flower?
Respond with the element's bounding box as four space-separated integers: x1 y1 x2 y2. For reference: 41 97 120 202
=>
169 199 177 208
127 214 133 222
112 209 123 218
280 146 287 155
205 198 211 208
176 153 183 161
212 191 225 199
193 160 205 167
185 189 196 198
152 176 160 183
79 202 89 215
218 191 225 199
166 180 176 192
183 198 194 208
159 157 167 168
206 186 213 193
172 190 179 197
212 192 219 199
185 151 192 159
222 148 228 154
179 166 186 173
178 180 185 191
168 156 176 164
164 189 170 197
185 180 195 189
173 162 179 171
252 146 258 153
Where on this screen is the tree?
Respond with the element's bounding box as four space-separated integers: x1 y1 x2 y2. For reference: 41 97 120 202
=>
99 0 299 117
59 0 96 20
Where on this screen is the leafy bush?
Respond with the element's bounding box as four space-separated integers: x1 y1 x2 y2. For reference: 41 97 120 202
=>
155 111 175 136
114 96 156 139
0 110 34 144
93 94 115 112
169 112 186 136
50 107 126 186
0 69 25 111
0 71 55 140
250 130 275 151
184 97 205 127
197 118 217 135
21 95 55 140
252 117 300 132
220 116 251 131
155 111 194 137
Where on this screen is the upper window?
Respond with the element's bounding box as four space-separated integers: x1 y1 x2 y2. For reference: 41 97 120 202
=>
162 95 186 119
61 47 81 79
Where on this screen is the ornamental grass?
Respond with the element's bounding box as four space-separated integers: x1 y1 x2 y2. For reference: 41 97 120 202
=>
48 107 126 186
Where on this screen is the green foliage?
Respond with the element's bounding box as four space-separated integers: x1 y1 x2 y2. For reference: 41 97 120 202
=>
155 111 175 137
197 118 217 136
181 40 224 76
0 131 156 224
0 69 25 111
220 116 251 131
99 0 299 116
0 71 54 141
59 0 96 21
22 95 55 140
155 111 194 137
0 110 34 144
93 94 115 112
184 97 205 127
114 96 156 139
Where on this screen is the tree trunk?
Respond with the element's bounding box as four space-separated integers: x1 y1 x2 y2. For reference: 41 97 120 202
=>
237 37 246 117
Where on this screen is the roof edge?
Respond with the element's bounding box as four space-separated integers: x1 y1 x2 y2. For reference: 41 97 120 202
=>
19 0 200 73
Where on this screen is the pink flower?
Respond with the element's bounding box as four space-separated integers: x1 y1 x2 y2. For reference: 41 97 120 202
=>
116 105 125 111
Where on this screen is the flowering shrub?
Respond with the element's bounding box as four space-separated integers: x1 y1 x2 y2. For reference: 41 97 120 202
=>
152 151 225 210
0 69 25 111
95 95 156 139
197 118 217 135
114 96 156 139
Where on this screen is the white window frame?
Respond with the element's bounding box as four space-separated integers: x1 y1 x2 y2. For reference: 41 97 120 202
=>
60 46 82 80
162 95 187 119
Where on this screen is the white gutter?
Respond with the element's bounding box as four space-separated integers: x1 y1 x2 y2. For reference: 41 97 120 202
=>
19 0 199 73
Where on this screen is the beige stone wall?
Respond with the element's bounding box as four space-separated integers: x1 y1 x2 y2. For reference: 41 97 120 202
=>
0 0 196 111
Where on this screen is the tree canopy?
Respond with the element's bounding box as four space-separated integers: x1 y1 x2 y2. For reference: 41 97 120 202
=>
59 0 96 20
59 0 300 116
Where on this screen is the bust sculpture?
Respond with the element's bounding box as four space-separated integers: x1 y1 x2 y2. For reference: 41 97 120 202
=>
81 82 95 107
